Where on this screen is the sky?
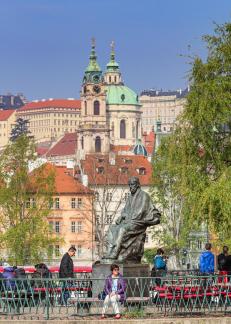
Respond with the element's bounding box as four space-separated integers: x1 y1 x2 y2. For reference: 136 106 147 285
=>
0 0 231 100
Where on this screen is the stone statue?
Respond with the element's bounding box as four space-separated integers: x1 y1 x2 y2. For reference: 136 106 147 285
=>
103 177 161 263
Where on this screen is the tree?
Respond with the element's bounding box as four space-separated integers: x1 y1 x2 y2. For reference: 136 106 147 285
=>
0 134 57 265
151 22 231 256
151 135 195 268
79 154 132 259
10 118 30 141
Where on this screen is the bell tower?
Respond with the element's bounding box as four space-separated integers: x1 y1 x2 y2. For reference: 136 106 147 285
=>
104 41 122 85
77 38 110 155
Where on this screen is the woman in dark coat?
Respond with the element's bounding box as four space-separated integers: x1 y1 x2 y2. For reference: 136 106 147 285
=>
101 264 126 319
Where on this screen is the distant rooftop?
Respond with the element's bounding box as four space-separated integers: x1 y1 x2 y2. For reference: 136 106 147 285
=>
140 87 189 98
0 93 27 110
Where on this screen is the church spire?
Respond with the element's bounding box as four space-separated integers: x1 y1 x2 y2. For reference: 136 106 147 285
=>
85 37 101 72
106 41 120 72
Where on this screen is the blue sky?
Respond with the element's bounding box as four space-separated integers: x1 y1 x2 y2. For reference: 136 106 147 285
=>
1 0 231 100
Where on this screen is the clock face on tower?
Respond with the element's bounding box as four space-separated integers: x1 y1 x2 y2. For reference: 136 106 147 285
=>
93 74 100 83
93 85 101 94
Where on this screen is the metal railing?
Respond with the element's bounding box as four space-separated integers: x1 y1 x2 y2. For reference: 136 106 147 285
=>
0 274 231 320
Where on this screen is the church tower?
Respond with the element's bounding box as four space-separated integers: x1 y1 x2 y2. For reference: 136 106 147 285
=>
77 39 110 155
104 41 122 85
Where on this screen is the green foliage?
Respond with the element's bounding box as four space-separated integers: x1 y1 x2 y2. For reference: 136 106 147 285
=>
152 22 231 254
143 248 156 264
124 308 145 318
0 134 58 265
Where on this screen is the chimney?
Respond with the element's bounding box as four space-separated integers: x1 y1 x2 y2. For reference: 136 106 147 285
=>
82 174 88 187
10 96 14 106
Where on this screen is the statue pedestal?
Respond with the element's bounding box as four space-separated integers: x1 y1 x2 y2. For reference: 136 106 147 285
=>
92 262 150 298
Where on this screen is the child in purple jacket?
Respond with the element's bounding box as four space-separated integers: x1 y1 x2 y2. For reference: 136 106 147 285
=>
101 264 126 319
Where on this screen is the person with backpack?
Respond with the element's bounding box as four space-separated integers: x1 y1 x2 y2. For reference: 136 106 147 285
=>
152 248 167 283
2 266 17 290
199 243 214 274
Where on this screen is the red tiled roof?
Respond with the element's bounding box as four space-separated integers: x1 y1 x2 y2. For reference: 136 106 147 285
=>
0 110 15 121
31 163 92 194
46 133 77 157
36 147 49 156
81 154 152 186
110 145 133 153
18 99 81 112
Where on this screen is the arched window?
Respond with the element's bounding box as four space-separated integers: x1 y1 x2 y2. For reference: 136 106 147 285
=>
84 101 87 115
114 76 117 83
109 76 111 83
111 122 114 137
120 119 126 139
132 122 135 137
94 101 100 115
81 136 84 149
95 136 101 152
136 120 139 139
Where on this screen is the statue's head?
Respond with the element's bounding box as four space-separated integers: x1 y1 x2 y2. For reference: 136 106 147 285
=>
128 177 140 195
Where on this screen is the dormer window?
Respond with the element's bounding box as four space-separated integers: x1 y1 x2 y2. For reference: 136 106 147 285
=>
137 167 146 175
124 158 132 164
120 167 128 174
97 166 104 174
121 94 125 101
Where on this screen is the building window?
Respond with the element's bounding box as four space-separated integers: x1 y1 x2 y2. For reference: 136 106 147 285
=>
106 192 112 201
114 76 117 83
95 192 99 201
198 240 202 249
78 198 82 208
81 136 84 149
77 221 82 233
71 221 76 233
106 214 113 225
120 119 126 138
49 221 53 233
111 122 114 138
145 234 149 243
55 198 60 209
55 245 60 257
120 167 128 174
138 167 146 175
84 101 87 115
55 221 60 233
97 166 104 174
94 101 100 115
26 198 36 208
77 245 82 257
109 76 111 83
95 136 101 153
71 198 76 209
124 192 130 201
136 120 139 139
96 214 100 225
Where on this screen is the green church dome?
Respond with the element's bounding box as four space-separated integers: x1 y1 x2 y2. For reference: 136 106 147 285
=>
106 85 141 106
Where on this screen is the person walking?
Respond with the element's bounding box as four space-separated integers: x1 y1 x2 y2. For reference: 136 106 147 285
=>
218 246 230 271
152 248 167 286
59 246 76 305
199 243 214 274
101 264 126 319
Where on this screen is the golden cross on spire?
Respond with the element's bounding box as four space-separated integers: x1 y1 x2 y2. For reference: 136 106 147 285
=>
110 40 115 52
91 37 96 47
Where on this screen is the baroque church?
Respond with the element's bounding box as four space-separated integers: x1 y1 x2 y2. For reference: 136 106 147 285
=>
77 39 142 156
